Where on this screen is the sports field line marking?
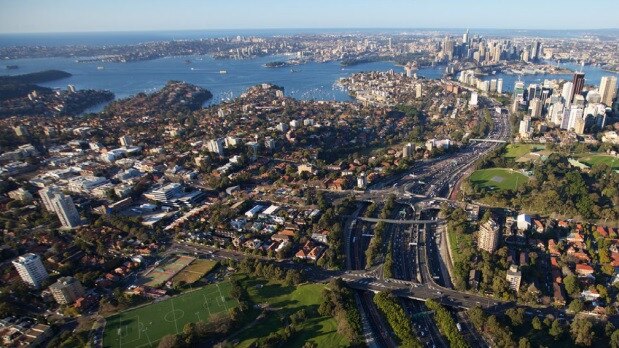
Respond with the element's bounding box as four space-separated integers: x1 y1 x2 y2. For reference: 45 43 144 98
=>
216 283 230 313
170 299 180 334
202 292 212 315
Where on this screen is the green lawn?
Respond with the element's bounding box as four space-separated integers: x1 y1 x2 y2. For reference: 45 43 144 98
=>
103 282 237 348
469 168 528 191
233 277 349 348
503 144 546 160
580 155 619 170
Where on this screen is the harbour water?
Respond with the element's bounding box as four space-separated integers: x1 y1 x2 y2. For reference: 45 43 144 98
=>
2 54 617 111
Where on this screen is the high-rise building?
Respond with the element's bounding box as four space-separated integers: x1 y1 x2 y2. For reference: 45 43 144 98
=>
52 193 81 229
207 138 225 156
478 218 500 253
462 29 469 45
506 264 522 293
513 81 525 100
571 72 585 102
402 143 413 158
49 276 85 305
561 81 573 104
531 41 541 61
600 76 618 107
12 253 49 288
529 98 542 117
497 79 504 94
469 92 478 107
119 135 133 147
38 187 81 228
519 116 532 137
415 83 422 98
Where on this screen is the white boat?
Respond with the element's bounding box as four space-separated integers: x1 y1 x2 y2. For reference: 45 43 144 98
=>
219 70 227 74
97 66 104 70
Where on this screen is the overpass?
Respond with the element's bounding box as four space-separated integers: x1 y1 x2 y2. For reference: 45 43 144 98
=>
468 138 507 143
353 217 443 224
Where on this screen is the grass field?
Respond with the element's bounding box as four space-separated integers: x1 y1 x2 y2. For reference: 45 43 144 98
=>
503 144 545 159
102 281 237 348
233 277 349 348
141 255 195 288
580 155 619 170
469 168 528 191
170 259 218 286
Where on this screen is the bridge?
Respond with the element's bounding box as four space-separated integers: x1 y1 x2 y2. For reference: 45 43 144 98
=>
469 138 507 143
355 217 442 224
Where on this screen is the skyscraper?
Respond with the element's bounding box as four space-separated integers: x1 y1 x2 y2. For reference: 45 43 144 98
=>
12 253 49 288
561 81 573 104
478 218 500 253
571 72 585 102
600 76 618 107
497 78 504 94
462 29 469 44
529 98 542 117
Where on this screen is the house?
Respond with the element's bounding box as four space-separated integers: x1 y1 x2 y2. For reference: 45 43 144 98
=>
575 264 594 276
567 232 584 243
597 226 609 238
581 289 601 302
548 239 560 256
517 214 532 231
295 241 325 261
533 219 545 233
311 230 330 244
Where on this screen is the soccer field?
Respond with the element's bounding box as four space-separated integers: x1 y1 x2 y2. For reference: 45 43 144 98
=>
103 282 237 348
469 168 528 191
581 155 619 170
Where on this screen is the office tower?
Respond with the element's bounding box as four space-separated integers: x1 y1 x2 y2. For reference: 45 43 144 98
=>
497 79 504 94
119 135 133 147
531 41 540 61
443 36 455 60
462 29 469 44
527 84 542 101
549 102 564 125
52 193 81 228
600 76 618 106
567 106 584 130
561 81 573 104
403 143 413 158
529 98 542 117
519 116 532 137
571 72 585 102
207 138 225 156
478 218 500 253
540 88 551 106
506 265 522 292
49 277 85 305
490 79 497 93
514 81 525 99
12 253 49 288
574 116 586 135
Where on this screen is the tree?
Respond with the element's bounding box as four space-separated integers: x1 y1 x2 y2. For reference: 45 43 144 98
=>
568 299 584 313
549 319 563 340
532 317 542 330
611 329 619 348
570 317 594 347
563 275 580 296
518 337 531 348
158 334 180 348
506 308 525 326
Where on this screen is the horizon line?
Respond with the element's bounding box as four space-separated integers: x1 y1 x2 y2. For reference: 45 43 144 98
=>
2 26 619 36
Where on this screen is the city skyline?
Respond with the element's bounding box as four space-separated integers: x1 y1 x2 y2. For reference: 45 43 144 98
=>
1 0 619 34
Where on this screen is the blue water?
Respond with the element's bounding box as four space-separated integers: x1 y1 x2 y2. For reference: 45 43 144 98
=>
0 55 444 108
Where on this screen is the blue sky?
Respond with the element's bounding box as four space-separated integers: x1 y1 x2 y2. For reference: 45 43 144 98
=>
1 0 618 33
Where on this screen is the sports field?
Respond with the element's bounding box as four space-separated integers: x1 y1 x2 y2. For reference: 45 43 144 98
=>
102 281 237 348
141 255 195 288
469 168 528 191
580 155 619 170
170 259 218 286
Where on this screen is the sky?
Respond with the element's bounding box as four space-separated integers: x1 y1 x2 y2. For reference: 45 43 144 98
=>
0 0 618 34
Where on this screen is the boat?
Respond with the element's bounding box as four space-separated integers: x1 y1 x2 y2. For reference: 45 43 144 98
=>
5 65 18 70
97 66 104 70
219 70 227 74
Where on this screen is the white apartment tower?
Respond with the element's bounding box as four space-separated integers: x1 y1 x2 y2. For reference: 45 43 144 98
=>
12 253 49 288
